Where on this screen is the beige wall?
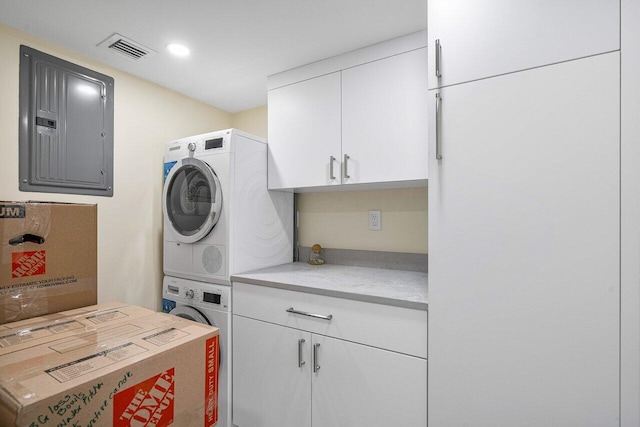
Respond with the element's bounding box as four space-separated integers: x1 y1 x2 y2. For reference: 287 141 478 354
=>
231 105 268 139
297 188 428 253
0 23 232 310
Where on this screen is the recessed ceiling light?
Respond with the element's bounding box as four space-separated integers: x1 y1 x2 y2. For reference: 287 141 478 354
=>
166 43 190 57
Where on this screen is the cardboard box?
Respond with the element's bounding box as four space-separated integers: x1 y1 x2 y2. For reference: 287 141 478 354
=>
0 202 97 324
0 303 220 427
0 302 155 356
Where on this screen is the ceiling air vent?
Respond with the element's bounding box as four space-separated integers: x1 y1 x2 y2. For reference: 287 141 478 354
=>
98 33 157 61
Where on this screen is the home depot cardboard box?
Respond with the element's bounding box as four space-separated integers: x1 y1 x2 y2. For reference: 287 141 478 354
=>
0 303 220 427
0 302 154 356
0 201 97 324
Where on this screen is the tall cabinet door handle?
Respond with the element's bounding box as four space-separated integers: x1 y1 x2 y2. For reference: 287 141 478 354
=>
436 93 443 160
313 343 321 373
298 338 306 368
343 154 350 179
329 156 336 180
435 39 442 78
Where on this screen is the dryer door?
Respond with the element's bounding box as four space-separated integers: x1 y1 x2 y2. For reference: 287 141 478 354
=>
163 157 223 244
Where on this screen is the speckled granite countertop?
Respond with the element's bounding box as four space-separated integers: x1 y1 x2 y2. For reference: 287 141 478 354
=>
231 262 428 311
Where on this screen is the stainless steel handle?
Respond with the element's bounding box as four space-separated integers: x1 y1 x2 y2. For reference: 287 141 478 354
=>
313 343 321 373
435 93 442 160
298 338 306 368
329 156 336 180
286 307 333 321
435 39 442 78
343 154 350 179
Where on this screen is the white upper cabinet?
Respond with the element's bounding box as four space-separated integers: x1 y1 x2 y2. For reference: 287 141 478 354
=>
428 0 620 89
267 72 342 190
268 31 427 191
342 48 428 186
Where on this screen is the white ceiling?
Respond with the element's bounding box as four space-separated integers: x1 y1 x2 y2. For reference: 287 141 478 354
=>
0 0 427 113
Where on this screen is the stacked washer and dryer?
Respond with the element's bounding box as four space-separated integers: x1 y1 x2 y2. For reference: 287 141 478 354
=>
161 129 293 427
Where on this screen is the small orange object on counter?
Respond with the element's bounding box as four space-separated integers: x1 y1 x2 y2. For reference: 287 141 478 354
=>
308 244 325 265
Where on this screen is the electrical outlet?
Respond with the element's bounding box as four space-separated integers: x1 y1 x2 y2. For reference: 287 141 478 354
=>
369 210 381 231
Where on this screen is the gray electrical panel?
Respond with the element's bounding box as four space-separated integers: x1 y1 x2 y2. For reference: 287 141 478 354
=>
19 45 114 196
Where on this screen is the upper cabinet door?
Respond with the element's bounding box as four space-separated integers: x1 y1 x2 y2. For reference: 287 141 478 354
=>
268 72 342 190
428 0 620 89
342 48 428 185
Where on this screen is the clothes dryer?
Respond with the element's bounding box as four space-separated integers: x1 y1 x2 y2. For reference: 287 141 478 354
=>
163 129 293 284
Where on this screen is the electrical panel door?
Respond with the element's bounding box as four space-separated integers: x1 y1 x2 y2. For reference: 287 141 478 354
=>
19 45 114 196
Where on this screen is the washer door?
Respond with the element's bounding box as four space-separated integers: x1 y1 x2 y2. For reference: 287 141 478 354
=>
169 306 222 367
169 305 212 325
163 157 222 244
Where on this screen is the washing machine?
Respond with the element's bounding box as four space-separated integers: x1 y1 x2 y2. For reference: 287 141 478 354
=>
162 276 232 427
163 128 293 284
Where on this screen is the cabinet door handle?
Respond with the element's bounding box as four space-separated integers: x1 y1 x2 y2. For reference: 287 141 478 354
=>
435 39 442 78
298 338 306 368
343 154 350 179
286 307 333 321
329 156 336 180
435 93 442 160
313 343 321 373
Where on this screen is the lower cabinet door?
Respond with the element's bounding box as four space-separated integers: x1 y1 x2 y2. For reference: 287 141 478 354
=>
311 335 427 427
232 315 312 427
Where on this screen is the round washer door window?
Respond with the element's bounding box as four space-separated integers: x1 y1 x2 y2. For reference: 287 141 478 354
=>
169 306 211 325
163 157 222 244
169 306 222 367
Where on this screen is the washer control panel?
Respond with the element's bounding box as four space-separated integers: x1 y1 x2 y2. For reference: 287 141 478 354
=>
163 276 230 310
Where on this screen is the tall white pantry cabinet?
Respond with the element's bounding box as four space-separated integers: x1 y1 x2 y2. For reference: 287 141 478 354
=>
427 1 623 426
621 1 640 424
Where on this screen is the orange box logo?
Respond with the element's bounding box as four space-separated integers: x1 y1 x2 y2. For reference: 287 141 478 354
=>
113 369 175 427
11 251 46 278
205 335 219 427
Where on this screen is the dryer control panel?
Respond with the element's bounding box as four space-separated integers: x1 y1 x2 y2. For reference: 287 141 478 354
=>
164 130 232 161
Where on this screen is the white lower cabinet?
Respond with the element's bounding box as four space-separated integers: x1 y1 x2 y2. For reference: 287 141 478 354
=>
232 282 427 427
233 315 311 427
311 334 427 427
